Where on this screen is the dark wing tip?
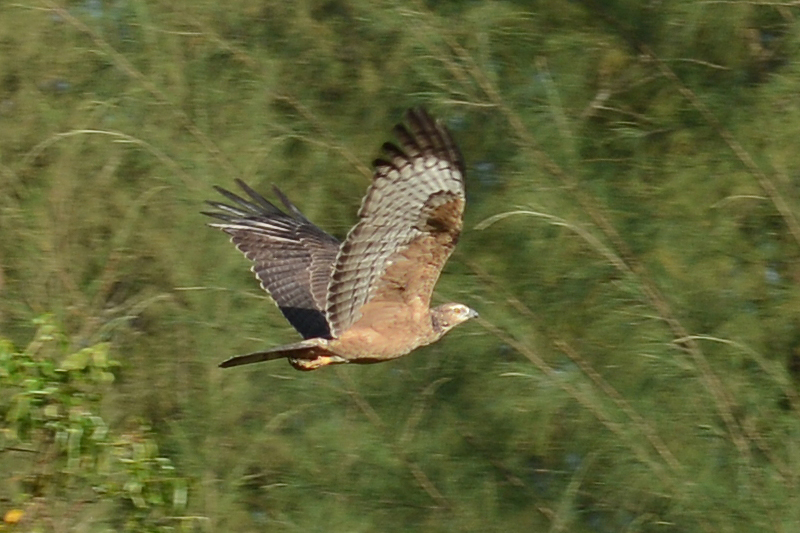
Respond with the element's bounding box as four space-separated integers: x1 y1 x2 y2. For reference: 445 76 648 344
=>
209 185 261 213
201 209 231 222
405 106 435 129
204 181 311 232
271 185 312 223
388 107 466 177
406 106 432 121
372 157 392 170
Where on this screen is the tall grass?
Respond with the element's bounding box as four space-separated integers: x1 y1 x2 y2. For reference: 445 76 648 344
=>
1 1 799 531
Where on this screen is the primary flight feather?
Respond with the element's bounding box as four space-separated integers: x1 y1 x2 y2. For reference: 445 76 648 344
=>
204 108 477 371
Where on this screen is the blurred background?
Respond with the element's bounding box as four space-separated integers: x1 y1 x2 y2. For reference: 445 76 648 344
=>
2 1 800 531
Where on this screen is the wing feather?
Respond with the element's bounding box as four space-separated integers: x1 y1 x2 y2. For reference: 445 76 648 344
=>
204 179 339 339
325 108 466 337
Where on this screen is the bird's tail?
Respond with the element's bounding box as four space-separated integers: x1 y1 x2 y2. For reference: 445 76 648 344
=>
218 339 345 371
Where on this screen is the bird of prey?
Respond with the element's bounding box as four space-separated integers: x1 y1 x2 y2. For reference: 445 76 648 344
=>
204 108 477 370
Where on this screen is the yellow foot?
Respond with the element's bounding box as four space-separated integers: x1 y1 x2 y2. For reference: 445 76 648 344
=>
289 355 347 371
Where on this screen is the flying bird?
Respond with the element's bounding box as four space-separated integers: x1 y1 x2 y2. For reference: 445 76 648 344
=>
204 108 477 370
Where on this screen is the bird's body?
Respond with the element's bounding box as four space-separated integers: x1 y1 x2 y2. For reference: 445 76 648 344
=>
204 108 477 370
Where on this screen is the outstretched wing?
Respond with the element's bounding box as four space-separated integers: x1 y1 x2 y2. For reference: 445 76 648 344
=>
204 179 340 339
325 108 466 337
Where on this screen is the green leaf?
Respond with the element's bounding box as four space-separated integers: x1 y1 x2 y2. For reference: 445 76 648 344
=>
59 348 92 372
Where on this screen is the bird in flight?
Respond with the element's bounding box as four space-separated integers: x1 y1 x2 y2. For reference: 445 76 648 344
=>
204 108 477 370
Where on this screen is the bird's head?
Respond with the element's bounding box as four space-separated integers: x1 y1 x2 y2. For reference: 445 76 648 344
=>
431 303 479 334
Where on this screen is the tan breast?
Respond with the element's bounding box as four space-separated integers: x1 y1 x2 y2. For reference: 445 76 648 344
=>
330 297 437 361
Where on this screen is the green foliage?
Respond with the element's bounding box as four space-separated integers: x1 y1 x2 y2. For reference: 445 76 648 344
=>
0 316 190 532
1 0 800 532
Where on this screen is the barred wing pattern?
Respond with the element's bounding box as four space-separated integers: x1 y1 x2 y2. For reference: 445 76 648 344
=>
325 108 466 337
204 179 339 339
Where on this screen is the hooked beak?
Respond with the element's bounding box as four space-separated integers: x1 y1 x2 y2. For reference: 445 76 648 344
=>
467 308 479 320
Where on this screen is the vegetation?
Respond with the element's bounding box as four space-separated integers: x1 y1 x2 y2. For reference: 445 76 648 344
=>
1 317 187 531
1 0 800 531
